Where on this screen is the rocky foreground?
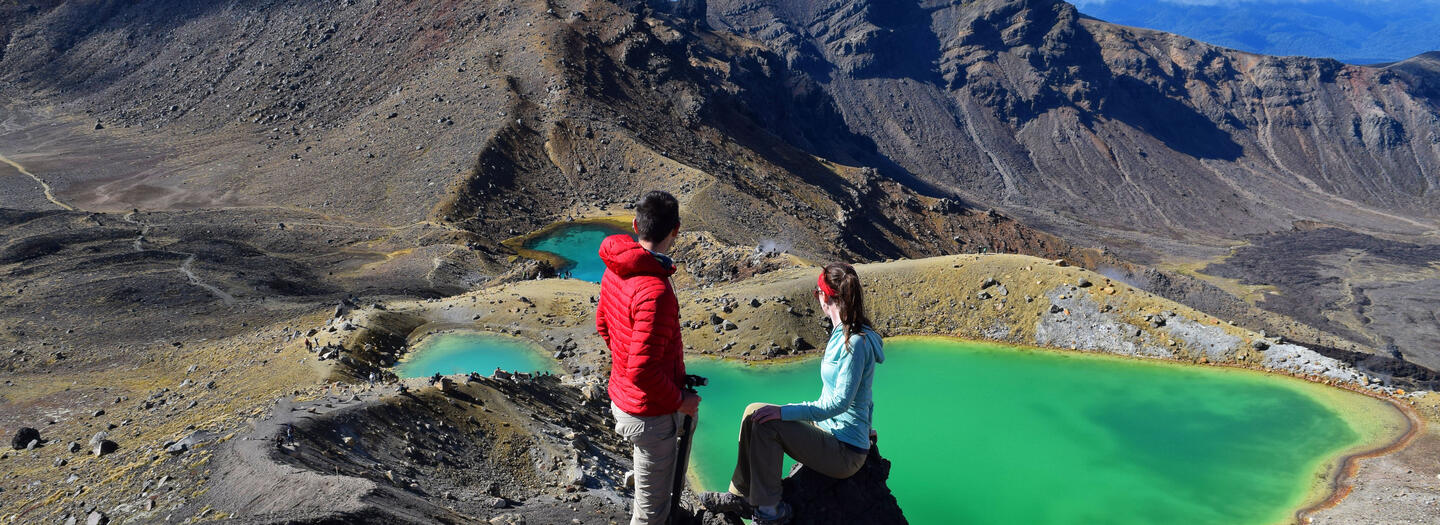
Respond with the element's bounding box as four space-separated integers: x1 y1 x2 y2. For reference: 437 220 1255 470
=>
4 252 1438 523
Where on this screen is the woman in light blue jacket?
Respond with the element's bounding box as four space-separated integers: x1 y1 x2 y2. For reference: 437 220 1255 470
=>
700 262 885 524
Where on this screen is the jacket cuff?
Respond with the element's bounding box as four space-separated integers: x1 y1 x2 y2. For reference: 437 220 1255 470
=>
779 404 805 421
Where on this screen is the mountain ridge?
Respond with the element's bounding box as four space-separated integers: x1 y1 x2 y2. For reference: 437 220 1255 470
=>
707 0 1440 248
3 0 1438 365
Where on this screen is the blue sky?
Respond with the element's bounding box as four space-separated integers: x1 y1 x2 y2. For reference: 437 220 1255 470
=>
1070 0 1440 63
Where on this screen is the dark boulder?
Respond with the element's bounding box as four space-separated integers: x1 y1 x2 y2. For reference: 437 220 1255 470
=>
778 441 907 525
693 438 907 525
11 427 40 450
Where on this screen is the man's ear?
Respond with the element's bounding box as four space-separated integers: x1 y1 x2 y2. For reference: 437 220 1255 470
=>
633 219 640 235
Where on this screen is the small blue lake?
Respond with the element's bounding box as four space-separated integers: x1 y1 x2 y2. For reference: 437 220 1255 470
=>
396 332 557 378
523 221 633 283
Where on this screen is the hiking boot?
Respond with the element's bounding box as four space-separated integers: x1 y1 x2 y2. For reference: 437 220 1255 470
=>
752 502 792 525
698 491 751 517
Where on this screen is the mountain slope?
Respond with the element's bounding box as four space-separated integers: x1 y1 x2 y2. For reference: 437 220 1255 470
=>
707 0 1440 250
0 0 1057 263
2 0 1437 364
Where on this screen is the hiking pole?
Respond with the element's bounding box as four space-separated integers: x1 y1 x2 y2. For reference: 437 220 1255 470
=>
669 374 707 525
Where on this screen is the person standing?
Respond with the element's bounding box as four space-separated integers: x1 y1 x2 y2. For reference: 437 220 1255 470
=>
597 190 701 525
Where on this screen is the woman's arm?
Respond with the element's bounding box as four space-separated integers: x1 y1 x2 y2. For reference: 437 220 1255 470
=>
779 336 869 422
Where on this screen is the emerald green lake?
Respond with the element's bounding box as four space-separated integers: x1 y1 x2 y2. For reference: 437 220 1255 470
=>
524 222 632 283
396 332 556 378
403 334 1387 524
687 339 1367 525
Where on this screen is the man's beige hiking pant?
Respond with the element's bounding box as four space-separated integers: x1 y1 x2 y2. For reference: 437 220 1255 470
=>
728 402 868 508
612 403 695 525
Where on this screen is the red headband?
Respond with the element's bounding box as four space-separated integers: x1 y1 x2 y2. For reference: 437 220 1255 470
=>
817 272 836 298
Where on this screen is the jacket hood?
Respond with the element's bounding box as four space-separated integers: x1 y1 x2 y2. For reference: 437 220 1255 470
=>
598 234 674 278
839 327 885 364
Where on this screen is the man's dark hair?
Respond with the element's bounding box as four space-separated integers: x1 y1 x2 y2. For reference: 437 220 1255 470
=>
634 190 680 243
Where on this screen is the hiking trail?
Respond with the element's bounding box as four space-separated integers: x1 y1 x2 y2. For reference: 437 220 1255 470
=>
123 211 237 305
0 151 75 211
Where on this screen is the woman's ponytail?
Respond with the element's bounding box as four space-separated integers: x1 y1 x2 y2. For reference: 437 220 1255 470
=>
822 263 872 349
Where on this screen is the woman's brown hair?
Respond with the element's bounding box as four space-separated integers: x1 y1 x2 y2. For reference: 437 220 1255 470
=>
822 262 872 347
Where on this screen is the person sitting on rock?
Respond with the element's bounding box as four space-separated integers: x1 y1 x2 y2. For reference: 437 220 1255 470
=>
700 262 885 524
596 190 700 525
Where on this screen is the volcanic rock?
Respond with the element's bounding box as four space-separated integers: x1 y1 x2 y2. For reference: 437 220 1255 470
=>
776 441 906 524
11 427 39 450
92 439 117 456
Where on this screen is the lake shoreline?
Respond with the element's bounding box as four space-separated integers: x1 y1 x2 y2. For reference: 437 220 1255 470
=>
1293 396 1423 524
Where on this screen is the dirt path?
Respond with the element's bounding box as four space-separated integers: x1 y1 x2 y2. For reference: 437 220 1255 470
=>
123 211 238 305
178 253 238 305
0 151 75 210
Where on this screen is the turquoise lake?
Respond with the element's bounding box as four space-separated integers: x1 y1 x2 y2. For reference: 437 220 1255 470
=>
399 334 1391 525
523 222 633 283
396 332 556 378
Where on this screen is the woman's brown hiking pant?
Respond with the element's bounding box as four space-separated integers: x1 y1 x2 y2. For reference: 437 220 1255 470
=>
727 403 868 508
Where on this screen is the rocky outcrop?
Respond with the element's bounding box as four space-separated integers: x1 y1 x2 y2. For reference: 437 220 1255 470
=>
691 440 906 525
779 442 907 525
184 373 637 524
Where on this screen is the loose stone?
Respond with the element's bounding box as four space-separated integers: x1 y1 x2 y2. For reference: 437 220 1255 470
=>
92 440 117 456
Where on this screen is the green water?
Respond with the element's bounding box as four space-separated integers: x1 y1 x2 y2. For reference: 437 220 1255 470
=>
525 222 632 283
685 339 1365 525
402 334 1372 524
395 332 556 378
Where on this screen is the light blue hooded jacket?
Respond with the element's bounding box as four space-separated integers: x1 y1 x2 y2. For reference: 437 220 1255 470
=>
779 325 885 450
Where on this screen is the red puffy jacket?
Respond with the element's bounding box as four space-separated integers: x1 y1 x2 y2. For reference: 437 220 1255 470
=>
596 234 685 416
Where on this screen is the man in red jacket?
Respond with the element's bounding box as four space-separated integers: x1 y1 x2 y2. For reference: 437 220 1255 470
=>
597 190 700 525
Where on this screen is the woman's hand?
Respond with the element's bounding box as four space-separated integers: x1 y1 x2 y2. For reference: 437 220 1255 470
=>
749 404 783 424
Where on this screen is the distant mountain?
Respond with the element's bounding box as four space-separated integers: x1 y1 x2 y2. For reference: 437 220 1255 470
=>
1072 0 1440 64
707 0 1440 244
